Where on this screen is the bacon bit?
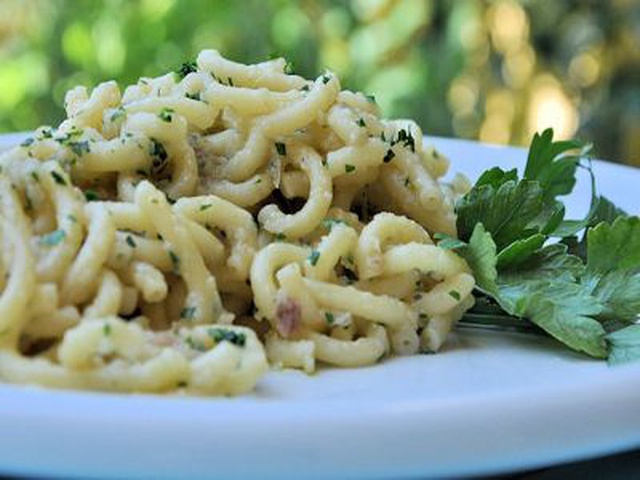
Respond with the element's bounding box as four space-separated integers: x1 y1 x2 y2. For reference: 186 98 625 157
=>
275 296 301 338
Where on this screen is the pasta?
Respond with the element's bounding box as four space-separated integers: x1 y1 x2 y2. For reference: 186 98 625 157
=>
0 50 473 395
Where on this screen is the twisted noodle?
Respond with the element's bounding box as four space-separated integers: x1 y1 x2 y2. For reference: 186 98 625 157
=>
0 50 473 395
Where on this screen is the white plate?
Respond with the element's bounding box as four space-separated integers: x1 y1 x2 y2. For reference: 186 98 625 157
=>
0 134 639 479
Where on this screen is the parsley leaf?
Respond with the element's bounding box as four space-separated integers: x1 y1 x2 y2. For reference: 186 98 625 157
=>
450 128 640 361
456 177 545 250
582 217 640 323
523 128 585 201
607 325 640 365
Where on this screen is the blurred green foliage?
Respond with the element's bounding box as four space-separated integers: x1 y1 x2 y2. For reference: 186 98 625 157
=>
0 0 638 164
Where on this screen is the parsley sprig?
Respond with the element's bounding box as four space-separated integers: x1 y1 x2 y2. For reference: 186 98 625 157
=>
439 128 640 364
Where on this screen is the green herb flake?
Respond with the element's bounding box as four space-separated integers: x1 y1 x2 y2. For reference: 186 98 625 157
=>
199 203 212 211
322 218 347 229
50 171 67 186
84 190 100 201
110 107 126 122
185 92 201 101
284 61 295 75
275 142 287 156
30 171 39 182
180 306 197 320
20 137 34 148
125 235 137 248
149 138 169 173
207 328 246 347
321 74 331 84
103 323 112 336
169 250 180 272
365 94 376 103
448 290 461 301
185 336 207 352
325 312 335 324
176 60 197 79
308 250 321 266
158 107 175 122
345 164 356 174
40 229 66 247
356 118 366 127
69 140 90 156
274 233 287 241
383 149 395 163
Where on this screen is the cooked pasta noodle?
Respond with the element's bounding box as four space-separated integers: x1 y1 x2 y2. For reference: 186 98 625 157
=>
0 50 473 395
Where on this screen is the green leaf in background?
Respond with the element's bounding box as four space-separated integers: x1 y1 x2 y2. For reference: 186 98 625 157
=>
607 325 640 365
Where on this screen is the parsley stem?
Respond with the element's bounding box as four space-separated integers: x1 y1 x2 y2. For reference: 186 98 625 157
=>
457 313 546 336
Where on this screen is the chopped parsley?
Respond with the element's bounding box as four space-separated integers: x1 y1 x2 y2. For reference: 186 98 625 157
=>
20 137 34 148
448 290 461 301
30 171 39 182
365 94 376 103
207 328 246 347
68 140 90 156
308 249 321 266
84 189 100 201
176 60 197 79
275 142 287 156
356 118 366 127
393 129 416 152
345 164 356 173
158 107 175 122
180 306 197 320
199 203 212 211
125 235 137 248
103 323 112 336
186 336 207 352
322 218 347 229
325 312 335 324
383 149 395 163
185 91 201 101
149 138 169 173
110 107 126 122
284 61 295 74
50 171 67 186
274 233 287 241
40 229 66 246
168 250 180 272
321 74 331 84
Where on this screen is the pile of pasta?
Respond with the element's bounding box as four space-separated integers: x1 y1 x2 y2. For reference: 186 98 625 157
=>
0 50 474 395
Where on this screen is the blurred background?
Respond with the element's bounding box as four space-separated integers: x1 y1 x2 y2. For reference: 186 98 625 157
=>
0 0 638 164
